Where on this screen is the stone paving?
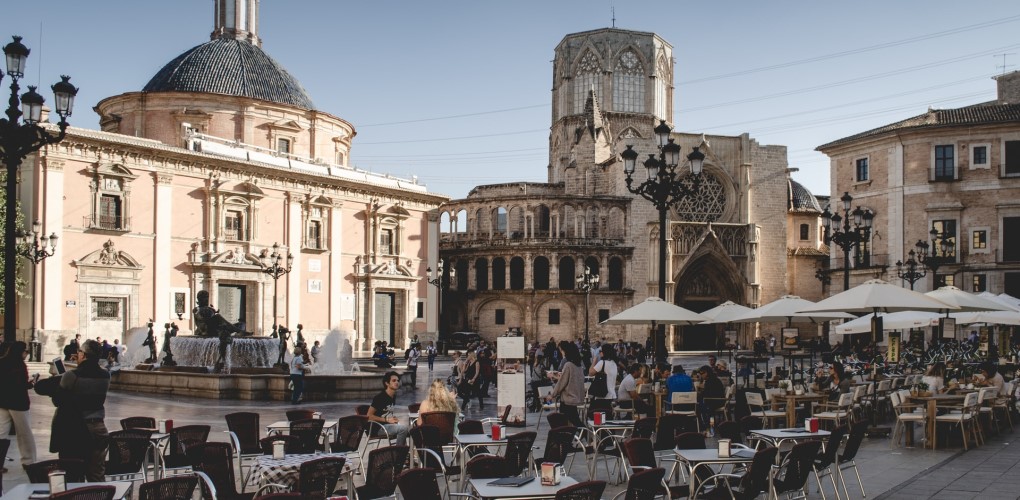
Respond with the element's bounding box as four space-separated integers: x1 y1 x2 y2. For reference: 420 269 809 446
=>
1 354 997 498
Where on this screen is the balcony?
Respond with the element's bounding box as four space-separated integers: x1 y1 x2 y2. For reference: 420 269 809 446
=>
440 234 627 250
84 215 130 232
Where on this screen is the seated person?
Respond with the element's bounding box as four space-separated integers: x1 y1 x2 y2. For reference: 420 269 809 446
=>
921 361 946 394
529 361 553 411
616 363 652 416
975 361 1005 394
367 371 408 445
715 361 732 378
417 379 460 424
697 365 726 428
666 365 694 408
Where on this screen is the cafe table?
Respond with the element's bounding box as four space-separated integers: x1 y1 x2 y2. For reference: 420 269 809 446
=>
750 428 830 449
909 393 966 449
4 481 133 500
265 419 340 451
586 419 633 483
248 452 357 492
456 433 508 483
772 392 828 427
469 476 578 500
674 448 756 494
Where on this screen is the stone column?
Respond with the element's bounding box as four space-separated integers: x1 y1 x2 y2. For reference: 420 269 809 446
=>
153 172 174 322
286 193 302 332
41 159 65 345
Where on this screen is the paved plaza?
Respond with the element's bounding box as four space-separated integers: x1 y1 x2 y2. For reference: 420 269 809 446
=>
3 354 1012 498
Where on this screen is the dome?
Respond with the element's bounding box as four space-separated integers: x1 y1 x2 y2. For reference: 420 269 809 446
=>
788 179 822 212
143 38 315 110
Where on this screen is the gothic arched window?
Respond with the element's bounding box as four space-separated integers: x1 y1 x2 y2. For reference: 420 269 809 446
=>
613 50 645 112
574 50 603 114
608 257 624 290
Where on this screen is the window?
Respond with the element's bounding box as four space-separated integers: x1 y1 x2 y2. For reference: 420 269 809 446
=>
613 50 645 113
972 144 989 167
931 219 957 260
548 308 560 325
89 163 136 232
934 145 955 180
573 51 603 114
937 274 955 288
277 138 291 155
303 198 330 251
94 299 120 320
1006 140 1020 175
495 309 506 325
1003 217 1020 262
336 151 345 166
855 157 869 182
972 274 987 293
855 238 871 267
972 230 987 249
416 302 424 319
380 229 393 255
306 221 323 249
224 210 245 240
799 224 809 241
598 309 610 323
99 195 123 230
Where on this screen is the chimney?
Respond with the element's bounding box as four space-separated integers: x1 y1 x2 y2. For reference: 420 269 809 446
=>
994 70 1020 105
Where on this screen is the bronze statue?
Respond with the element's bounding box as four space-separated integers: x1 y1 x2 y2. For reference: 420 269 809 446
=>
162 322 179 366
193 290 250 371
272 325 290 367
142 320 157 363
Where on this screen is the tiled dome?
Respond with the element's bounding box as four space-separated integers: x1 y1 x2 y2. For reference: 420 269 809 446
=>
788 179 822 212
143 38 314 110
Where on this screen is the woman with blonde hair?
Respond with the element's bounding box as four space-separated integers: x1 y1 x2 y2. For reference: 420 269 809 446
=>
418 380 459 423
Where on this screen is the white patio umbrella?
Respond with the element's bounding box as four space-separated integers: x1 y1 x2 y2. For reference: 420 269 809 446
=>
729 295 853 325
601 297 709 325
997 293 1020 310
699 301 756 324
925 286 1014 313
950 292 1020 324
796 279 958 315
833 311 940 335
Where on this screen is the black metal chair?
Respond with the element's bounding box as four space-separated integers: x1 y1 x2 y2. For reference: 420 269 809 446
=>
693 446 780 500
621 438 687 497
610 466 665 500
770 440 822 500
396 467 444 500
547 412 570 430
120 416 157 430
225 412 262 490
189 442 255 500
715 420 743 445
503 430 537 476
164 425 211 473
49 485 116 500
534 426 577 476
812 425 848 499
104 431 152 483
834 421 868 499
355 445 411 500
286 409 316 422
554 480 608 500
631 417 657 439
411 425 460 493
259 435 303 455
464 454 510 480
23 459 87 483
289 418 326 453
297 456 346 499
138 474 200 500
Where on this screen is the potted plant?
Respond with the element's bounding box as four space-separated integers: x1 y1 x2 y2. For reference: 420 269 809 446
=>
778 380 791 394
914 381 931 397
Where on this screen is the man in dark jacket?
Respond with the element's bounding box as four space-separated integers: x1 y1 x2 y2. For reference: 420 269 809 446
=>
35 339 111 480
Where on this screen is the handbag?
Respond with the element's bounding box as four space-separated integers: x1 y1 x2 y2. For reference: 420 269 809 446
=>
590 361 609 398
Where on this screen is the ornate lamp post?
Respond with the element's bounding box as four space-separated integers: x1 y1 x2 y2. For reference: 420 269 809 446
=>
916 226 955 288
821 192 874 291
2 35 77 343
621 120 705 364
895 249 927 290
261 242 293 338
575 266 599 369
426 259 455 354
16 219 56 361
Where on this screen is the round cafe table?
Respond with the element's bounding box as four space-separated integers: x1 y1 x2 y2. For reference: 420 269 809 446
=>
248 452 356 491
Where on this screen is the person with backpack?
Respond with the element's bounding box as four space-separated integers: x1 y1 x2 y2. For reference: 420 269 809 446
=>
426 341 437 371
406 343 421 388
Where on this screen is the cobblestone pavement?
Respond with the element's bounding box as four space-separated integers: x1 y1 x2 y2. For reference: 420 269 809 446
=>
2 353 975 498
877 433 1020 500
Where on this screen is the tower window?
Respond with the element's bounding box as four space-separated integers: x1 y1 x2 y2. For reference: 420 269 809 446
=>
277 138 291 154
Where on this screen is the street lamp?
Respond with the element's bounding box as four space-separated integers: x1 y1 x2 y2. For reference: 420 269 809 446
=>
16 219 56 361
821 192 874 291
261 242 293 338
915 226 955 288
895 248 927 290
426 259 455 354
575 266 599 369
621 120 705 364
2 35 77 343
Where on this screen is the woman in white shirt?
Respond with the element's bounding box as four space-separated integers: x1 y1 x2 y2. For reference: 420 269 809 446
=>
921 361 946 394
588 345 619 399
290 346 308 404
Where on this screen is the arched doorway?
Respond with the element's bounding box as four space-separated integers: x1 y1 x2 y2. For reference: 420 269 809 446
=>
674 253 745 351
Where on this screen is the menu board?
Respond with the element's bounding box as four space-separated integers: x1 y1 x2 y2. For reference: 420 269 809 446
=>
497 337 527 426
886 332 900 363
782 327 799 348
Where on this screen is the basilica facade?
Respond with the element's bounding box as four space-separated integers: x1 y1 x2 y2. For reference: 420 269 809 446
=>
5 0 446 357
438 29 826 350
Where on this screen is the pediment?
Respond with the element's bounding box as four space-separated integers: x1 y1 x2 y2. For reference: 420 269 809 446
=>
268 119 304 132
369 260 413 277
221 180 265 198
94 162 139 180
210 247 262 266
74 239 144 269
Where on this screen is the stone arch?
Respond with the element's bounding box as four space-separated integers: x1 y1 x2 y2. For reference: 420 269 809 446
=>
563 204 579 238
608 256 624 290
493 206 508 236
455 259 469 292
673 232 747 351
607 206 626 239
558 256 576 290
533 256 551 290
455 209 468 233
473 297 525 340
509 257 525 290
440 211 452 234
473 207 486 237
584 256 601 285
535 204 552 237
587 206 601 238
475 257 489 291
492 257 507 290
508 205 525 239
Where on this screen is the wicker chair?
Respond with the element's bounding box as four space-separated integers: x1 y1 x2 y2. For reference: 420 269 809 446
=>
259 435 303 455
457 419 491 458
297 456 346 499
24 459 87 483
289 418 326 453
812 425 847 499
770 440 822 500
692 446 779 500
546 412 570 430
504 430 537 476
418 411 457 446
610 467 665 500
554 480 608 500
464 454 510 481
620 438 687 498
534 426 577 476
120 416 157 430
410 425 460 493
355 445 411 500
396 467 444 500
408 403 422 414
189 442 255 500
104 431 152 482
286 409 316 422
49 485 116 500
225 412 262 489
164 425 211 472
356 405 371 416
631 417 657 439
715 420 743 445
138 474 200 500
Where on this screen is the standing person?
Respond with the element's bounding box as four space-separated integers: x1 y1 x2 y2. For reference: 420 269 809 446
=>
407 343 421 388
0 342 38 467
426 341 438 371
35 340 111 481
366 371 408 445
478 349 494 398
545 341 585 427
768 334 777 357
588 345 619 400
115 339 126 365
459 351 480 410
289 345 308 404
310 341 321 364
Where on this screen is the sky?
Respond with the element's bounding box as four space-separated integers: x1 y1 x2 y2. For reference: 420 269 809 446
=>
3 1 1020 200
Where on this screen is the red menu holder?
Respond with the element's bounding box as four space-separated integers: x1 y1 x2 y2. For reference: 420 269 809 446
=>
809 418 819 433
491 424 502 440
165 419 174 433
594 412 604 425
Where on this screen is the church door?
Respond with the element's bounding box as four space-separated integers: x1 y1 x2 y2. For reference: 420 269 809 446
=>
678 299 718 351
218 284 247 330
374 292 395 345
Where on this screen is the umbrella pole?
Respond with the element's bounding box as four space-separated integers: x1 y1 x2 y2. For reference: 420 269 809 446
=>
867 308 891 437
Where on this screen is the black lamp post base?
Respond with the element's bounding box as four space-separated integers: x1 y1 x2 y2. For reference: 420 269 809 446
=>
866 426 892 438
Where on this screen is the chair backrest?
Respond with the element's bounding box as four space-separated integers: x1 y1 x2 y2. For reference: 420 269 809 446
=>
225 412 261 455
637 383 652 395
851 385 865 403
289 418 326 453
878 379 891 392
586 398 614 421
138 475 200 500
411 425 447 469
458 419 484 435
408 403 422 413
168 425 211 459
674 432 706 450
120 416 156 430
764 388 782 402
464 454 509 479
554 480 608 500
260 434 303 455
396 467 443 500
978 388 996 404
653 414 684 450
964 391 979 408
286 409 316 421
504 431 537 476
419 411 457 445
632 417 657 439
542 426 577 464
623 467 665 500
889 391 901 409
838 392 854 408
622 438 656 469
24 459 87 483
773 440 822 495
365 445 411 496
670 391 697 406
331 415 367 452
189 442 239 497
49 485 116 500
745 392 764 407
105 431 151 475
739 416 763 437
299 456 346 498
736 446 779 498
715 420 742 444
355 404 371 416
547 412 570 429
815 425 848 468
839 421 869 462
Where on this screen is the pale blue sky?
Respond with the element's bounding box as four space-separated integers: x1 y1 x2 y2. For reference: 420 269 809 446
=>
3 1 1019 200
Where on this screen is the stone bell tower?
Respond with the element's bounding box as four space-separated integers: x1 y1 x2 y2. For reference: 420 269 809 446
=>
212 0 261 47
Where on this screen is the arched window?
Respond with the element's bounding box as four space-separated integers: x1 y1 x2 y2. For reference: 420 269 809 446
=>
574 50 603 114
613 50 644 112
492 258 507 290
799 223 809 241
475 258 489 291
655 54 670 119
510 257 525 290
455 209 468 234
456 260 469 292
558 256 576 290
584 256 601 289
536 205 551 237
608 257 624 290
533 256 550 290
440 211 452 234
494 207 508 236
